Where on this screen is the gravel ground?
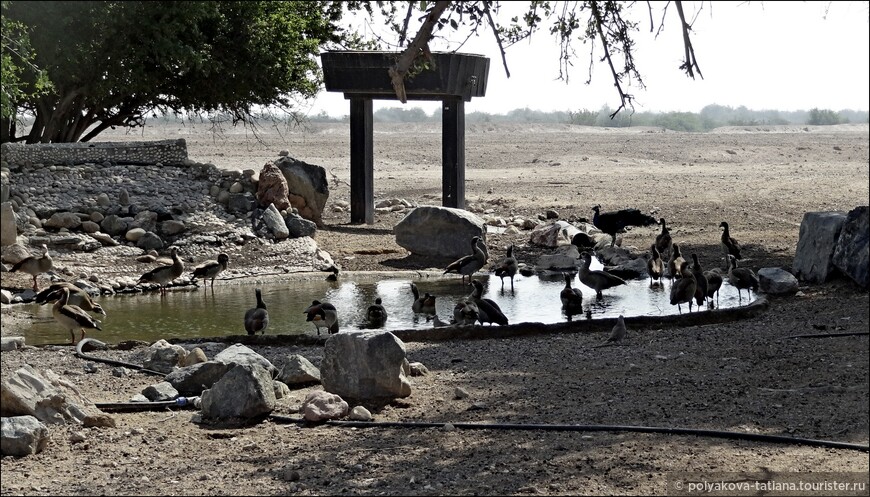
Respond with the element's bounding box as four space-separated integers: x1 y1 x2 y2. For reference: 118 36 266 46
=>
1 122 868 496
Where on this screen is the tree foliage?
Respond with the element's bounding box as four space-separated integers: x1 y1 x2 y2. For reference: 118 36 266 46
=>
1 0 369 143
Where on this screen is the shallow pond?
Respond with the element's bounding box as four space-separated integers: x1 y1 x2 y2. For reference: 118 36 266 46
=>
21 265 752 346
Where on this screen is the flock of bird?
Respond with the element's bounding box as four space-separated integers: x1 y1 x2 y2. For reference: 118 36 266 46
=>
14 204 759 344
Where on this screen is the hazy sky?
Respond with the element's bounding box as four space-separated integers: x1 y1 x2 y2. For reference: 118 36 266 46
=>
305 1 870 117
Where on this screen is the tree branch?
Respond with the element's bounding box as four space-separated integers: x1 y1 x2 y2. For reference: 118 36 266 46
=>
389 0 451 103
589 1 633 119
483 2 511 78
675 1 703 79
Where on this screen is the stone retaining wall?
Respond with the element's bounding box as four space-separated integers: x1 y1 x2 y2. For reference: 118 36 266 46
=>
0 139 188 166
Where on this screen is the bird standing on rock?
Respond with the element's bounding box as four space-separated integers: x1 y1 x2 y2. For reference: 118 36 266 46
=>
578 252 626 299
444 236 487 284
137 246 184 295
592 205 658 248
52 287 102 344
244 288 269 336
10 244 53 291
192 253 229 288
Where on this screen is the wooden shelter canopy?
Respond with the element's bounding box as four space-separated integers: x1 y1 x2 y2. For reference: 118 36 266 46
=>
320 51 490 223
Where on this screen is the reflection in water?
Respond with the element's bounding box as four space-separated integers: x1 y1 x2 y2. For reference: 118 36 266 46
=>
21 267 750 346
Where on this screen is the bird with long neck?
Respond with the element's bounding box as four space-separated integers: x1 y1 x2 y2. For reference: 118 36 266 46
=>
52 287 102 344
578 252 626 299
244 288 269 335
11 244 53 291
720 221 742 267
192 253 229 288
727 255 758 303
670 261 697 314
667 243 685 285
560 272 584 319
444 236 487 285
655 218 672 259
647 244 664 287
138 246 184 295
469 279 508 325
494 244 518 291
36 282 106 317
690 254 709 309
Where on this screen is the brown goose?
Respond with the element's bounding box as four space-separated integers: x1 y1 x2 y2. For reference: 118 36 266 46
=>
667 243 685 284
304 299 339 334
494 244 518 291
704 267 724 308
52 287 102 344
720 221 742 265
560 272 584 319
192 253 229 288
10 244 53 290
444 236 487 284
469 279 509 326
365 298 388 328
137 246 184 295
410 283 437 315
244 288 269 335
655 218 672 258
35 282 106 317
690 254 709 309
578 252 626 299
727 255 759 302
670 260 697 314
647 244 664 287
453 299 480 326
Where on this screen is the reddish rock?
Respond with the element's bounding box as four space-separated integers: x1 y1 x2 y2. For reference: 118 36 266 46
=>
256 162 290 211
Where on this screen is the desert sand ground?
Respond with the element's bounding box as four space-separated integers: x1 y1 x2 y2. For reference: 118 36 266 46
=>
1 121 868 496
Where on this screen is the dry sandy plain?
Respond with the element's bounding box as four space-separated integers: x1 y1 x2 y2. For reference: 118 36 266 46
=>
1 121 868 496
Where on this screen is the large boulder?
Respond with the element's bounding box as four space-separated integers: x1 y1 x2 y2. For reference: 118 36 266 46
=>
394 206 485 258
320 331 412 401
256 161 291 211
1 202 17 246
1 416 49 456
832 206 869 288
200 363 276 420
758 267 799 295
275 156 329 228
793 211 847 284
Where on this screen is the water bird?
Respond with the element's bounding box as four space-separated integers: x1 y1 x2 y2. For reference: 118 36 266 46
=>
304 300 339 334
325 265 340 283
244 288 269 336
667 243 685 284
494 244 518 291
137 246 184 295
365 298 388 328
35 282 106 317
10 244 53 291
452 299 480 326
704 268 724 308
690 254 709 309
655 218 672 259
52 287 101 344
592 205 657 248
444 236 487 284
646 244 664 286
560 272 584 319
192 253 229 288
720 221 742 265
670 261 697 314
727 255 759 302
410 283 437 315
469 279 509 326
578 252 627 299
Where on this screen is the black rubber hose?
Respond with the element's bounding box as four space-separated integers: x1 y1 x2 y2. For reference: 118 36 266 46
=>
95 398 197 412
785 332 869 339
75 338 166 376
267 415 869 453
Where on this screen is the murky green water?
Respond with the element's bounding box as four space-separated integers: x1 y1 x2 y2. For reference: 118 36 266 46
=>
21 267 750 346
